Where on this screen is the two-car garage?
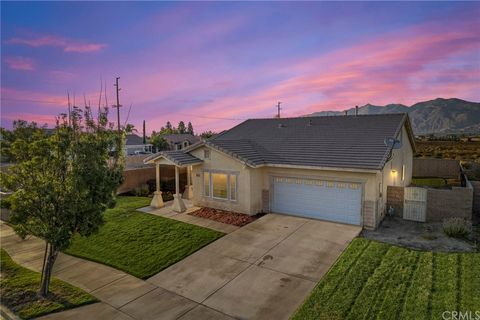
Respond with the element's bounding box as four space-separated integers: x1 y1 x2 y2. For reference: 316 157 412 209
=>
271 176 363 225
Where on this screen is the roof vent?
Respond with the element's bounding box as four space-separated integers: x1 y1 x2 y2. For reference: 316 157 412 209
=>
278 123 285 128
307 119 313 126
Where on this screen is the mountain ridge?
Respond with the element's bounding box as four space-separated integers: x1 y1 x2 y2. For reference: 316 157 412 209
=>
307 98 480 135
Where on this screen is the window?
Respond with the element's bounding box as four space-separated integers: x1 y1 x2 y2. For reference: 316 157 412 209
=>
203 171 237 201
183 141 189 148
204 149 210 159
204 173 210 197
212 173 228 199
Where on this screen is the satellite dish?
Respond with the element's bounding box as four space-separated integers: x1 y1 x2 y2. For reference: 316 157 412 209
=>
384 137 402 149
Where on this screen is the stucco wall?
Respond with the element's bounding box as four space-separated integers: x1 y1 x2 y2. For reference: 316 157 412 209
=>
378 124 414 219
413 158 461 179
426 183 473 222
190 146 252 214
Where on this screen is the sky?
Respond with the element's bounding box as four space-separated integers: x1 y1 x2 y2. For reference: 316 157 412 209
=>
1 1 479 134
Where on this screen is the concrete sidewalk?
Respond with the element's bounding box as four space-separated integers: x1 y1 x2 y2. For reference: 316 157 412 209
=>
137 202 240 234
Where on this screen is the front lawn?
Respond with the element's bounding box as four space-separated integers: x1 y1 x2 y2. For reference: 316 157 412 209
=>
65 196 224 279
292 238 480 320
0 249 97 319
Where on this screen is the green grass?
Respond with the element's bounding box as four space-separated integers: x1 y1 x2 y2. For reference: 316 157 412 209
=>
0 249 97 319
65 196 224 279
292 238 480 320
411 177 447 188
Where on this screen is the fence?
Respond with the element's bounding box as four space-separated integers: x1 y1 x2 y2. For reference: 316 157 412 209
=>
413 158 461 179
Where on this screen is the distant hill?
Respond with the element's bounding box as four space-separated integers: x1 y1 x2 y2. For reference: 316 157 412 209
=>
308 98 480 135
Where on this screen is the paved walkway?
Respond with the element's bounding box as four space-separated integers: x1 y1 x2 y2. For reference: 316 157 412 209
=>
1 214 360 320
138 201 239 234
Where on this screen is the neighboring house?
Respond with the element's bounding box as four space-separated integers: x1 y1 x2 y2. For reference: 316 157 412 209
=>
162 134 200 151
146 114 415 229
125 134 153 155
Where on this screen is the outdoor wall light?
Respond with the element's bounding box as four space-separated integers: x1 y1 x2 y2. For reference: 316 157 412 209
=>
391 169 397 176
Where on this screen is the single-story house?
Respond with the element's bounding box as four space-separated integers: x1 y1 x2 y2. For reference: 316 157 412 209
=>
145 114 415 229
125 134 153 155
162 134 200 151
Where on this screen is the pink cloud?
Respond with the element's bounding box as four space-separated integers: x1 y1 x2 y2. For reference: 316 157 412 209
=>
4 56 35 71
1 87 68 107
1 112 57 127
7 35 107 53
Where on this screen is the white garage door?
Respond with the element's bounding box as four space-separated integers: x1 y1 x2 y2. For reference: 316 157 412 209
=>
271 177 362 225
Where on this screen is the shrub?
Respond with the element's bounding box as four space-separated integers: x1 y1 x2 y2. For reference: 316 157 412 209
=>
0 196 12 209
442 218 472 238
133 184 150 197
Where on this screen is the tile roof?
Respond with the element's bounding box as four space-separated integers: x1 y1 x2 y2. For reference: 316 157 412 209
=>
144 151 202 167
207 114 413 170
162 134 200 144
125 134 149 145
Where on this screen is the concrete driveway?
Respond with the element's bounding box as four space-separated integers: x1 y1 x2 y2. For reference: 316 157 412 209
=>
146 214 361 320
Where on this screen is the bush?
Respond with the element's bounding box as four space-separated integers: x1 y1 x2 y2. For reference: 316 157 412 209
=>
0 196 12 209
133 184 150 197
442 218 472 238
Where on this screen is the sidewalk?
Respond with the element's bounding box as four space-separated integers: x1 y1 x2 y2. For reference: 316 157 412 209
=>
137 201 239 234
0 221 233 320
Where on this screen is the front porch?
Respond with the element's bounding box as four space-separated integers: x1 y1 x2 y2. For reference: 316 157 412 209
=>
144 151 203 213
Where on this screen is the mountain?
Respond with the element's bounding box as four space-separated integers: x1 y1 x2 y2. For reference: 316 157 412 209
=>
308 98 480 135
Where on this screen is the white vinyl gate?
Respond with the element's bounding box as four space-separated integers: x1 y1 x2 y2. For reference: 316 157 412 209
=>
403 187 427 222
271 177 362 225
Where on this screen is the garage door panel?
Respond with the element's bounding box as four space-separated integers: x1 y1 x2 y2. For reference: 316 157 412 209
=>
272 178 362 225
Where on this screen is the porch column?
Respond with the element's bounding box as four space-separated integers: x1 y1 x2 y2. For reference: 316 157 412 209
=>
173 166 186 212
150 163 164 208
183 165 193 200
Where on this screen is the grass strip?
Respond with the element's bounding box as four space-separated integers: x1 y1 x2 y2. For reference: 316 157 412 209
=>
375 248 419 320
459 253 480 313
0 249 97 319
401 251 433 320
430 253 459 319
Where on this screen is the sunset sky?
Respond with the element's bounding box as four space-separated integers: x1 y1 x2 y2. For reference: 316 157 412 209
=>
1 1 479 134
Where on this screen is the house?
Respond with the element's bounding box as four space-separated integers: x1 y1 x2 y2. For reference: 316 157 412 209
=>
125 134 153 155
162 134 200 151
145 114 415 229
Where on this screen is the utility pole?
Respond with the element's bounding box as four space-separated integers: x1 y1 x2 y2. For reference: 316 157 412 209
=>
276 101 282 118
113 77 121 132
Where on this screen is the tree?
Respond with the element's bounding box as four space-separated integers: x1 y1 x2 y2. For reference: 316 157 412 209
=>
165 121 173 132
124 123 136 134
200 130 216 139
0 106 123 298
177 121 186 134
150 133 170 151
187 122 194 135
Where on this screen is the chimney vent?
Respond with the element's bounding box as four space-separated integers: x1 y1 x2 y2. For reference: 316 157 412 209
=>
355 106 359 116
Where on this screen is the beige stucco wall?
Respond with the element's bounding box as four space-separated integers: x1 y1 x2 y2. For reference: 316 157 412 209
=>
377 124 414 222
190 146 253 214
